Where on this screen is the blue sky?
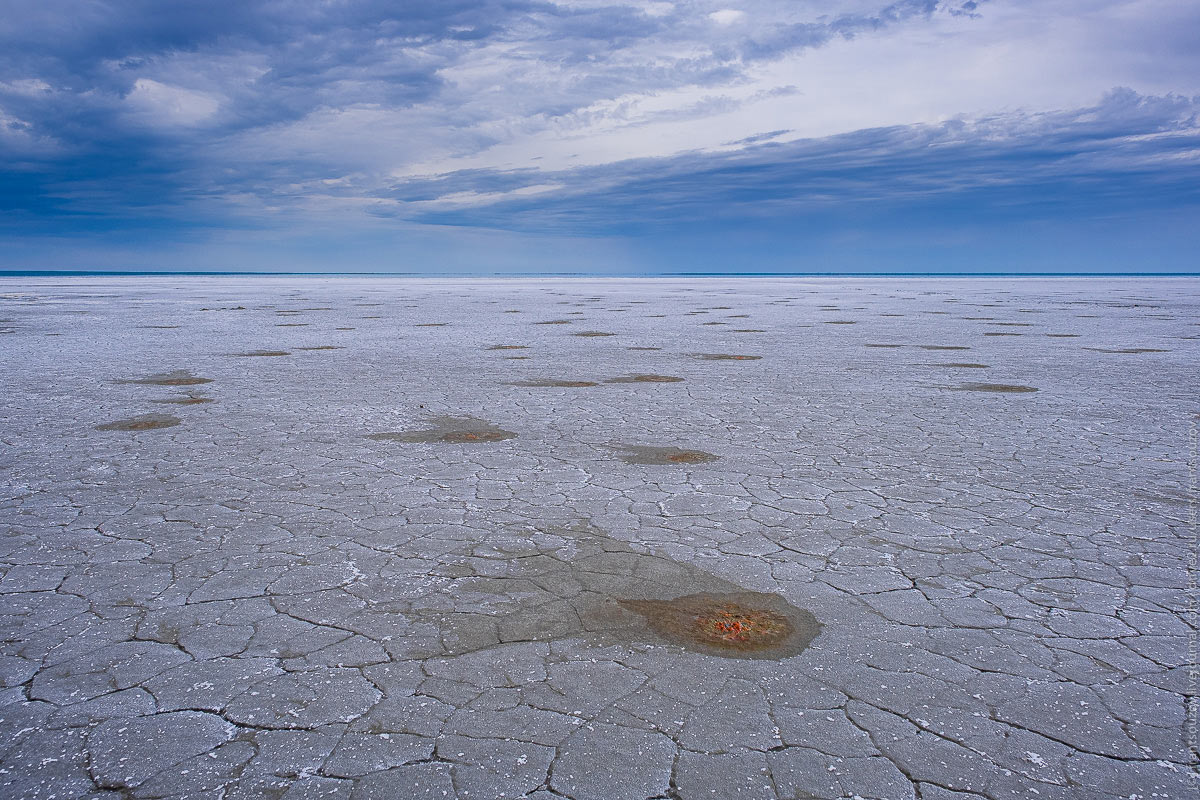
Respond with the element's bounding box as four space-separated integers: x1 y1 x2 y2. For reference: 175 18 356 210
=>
1 0 1197 274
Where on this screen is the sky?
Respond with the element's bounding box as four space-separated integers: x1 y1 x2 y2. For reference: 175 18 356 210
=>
1 0 1198 274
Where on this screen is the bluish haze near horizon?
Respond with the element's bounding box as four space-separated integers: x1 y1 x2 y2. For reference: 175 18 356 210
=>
1 0 1197 274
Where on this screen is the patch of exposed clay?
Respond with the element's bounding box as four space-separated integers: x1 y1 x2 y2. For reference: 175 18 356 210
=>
618 445 718 465
955 383 1038 393
367 416 517 444
604 375 684 384
95 414 181 431
118 370 213 386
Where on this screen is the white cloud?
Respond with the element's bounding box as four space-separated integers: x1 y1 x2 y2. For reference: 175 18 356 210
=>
708 9 744 26
125 78 220 127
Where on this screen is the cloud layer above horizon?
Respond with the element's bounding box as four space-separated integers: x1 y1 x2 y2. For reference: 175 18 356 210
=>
2 0 1198 273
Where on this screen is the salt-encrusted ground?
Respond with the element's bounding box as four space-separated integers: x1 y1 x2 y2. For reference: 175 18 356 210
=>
0 276 1196 800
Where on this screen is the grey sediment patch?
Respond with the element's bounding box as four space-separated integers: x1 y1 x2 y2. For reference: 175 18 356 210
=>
618 445 718 465
400 521 820 661
367 416 516 444
954 383 1038 393
118 370 213 386
694 353 761 360
95 414 181 431
604 375 684 384
510 379 599 387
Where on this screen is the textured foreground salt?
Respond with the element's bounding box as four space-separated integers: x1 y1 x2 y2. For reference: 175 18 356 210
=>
0 277 1197 799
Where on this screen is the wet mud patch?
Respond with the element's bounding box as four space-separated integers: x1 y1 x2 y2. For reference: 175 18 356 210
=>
621 593 820 659
604 374 684 384
119 370 213 386
572 331 615 337
153 394 214 405
1083 347 1169 354
618 445 718 465
399 522 820 661
865 343 902 348
510 379 598 388
367 416 516 444
96 414 181 431
693 353 761 360
232 351 291 357
954 383 1038 393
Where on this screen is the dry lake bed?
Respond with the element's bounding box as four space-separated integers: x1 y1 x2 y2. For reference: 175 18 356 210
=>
0 276 1197 800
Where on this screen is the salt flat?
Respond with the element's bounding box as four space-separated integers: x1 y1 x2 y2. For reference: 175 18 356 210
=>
0 276 1196 800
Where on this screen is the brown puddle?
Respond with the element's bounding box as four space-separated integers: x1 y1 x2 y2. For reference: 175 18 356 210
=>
604 374 684 384
618 445 719 465
955 383 1038 393
367 416 516 443
96 414 181 431
118 370 213 386
573 331 615 337
510 379 598 388
397 521 821 661
1083 347 1169 354
621 593 820 659
232 351 291 357
694 353 761 360
153 394 214 405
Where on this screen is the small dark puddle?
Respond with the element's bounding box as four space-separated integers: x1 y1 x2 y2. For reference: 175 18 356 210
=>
119 370 213 386
367 416 516 443
96 414 181 431
955 383 1038 393
619 445 718 465
605 375 684 384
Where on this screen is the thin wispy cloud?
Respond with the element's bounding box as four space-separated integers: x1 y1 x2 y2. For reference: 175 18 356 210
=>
1 1 1197 271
